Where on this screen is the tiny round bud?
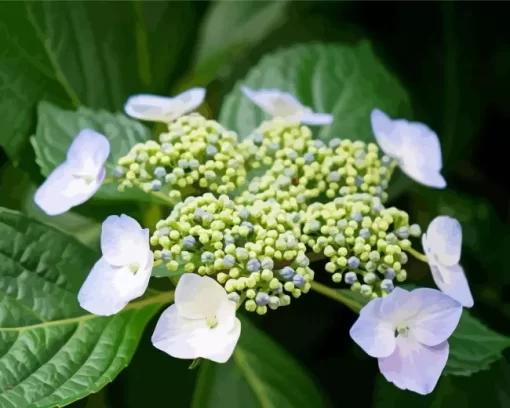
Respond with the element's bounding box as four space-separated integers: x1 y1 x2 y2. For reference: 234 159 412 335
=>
284 281 295 292
255 292 269 306
246 259 261 272
245 299 257 312
246 289 256 299
292 274 304 288
396 270 407 282
228 292 240 303
332 273 342 283
256 306 267 315
261 269 274 281
384 268 396 280
344 271 357 284
381 279 394 292
360 284 372 297
154 166 166 178
409 224 422 237
268 296 280 310
279 266 295 280
223 255 236 268
364 272 377 284
347 256 360 268
261 257 274 269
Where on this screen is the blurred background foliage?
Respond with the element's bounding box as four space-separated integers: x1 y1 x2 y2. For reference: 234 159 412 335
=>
1 1 509 407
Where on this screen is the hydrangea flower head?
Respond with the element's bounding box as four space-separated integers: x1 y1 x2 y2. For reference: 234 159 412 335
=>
370 109 446 189
422 216 474 307
34 129 110 215
241 86 333 125
152 273 241 363
350 287 462 395
124 88 206 123
78 214 153 316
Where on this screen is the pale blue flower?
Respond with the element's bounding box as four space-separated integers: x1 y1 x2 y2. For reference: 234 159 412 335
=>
350 287 462 395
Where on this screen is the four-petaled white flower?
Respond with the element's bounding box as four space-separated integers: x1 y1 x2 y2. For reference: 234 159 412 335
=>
78 214 153 316
422 216 474 308
350 287 462 395
124 88 206 123
370 108 446 189
241 86 333 126
151 273 241 363
34 129 110 216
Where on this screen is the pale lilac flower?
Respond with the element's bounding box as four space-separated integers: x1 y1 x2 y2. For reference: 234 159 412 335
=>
241 86 333 125
422 216 474 308
78 215 153 316
370 109 446 189
34 129 110 215
152 274 241 363
350 287 462 395
124 88 206 123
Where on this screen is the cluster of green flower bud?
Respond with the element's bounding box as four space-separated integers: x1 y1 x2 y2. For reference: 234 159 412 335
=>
113 113 248 200
150 193 314 314
236 119 396 212
301 193 421 298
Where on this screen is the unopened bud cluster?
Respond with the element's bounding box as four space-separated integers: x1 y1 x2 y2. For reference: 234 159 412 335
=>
301 194 421 298
150 193 314 314
113 113 248 200
237 119 396 211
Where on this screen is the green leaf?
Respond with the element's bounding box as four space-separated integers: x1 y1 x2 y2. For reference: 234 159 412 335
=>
0 207 172 407
373 359 510 408
192 0 289 85
31 101 159 202
0 1 197 159
445 310 510 376
191 316 329 408
219 41 411 142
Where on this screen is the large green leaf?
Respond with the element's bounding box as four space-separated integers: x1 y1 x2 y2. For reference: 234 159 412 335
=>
372 359 510 408
0 1 196 159
0 208 172 407
191 316 329 408
338 289 510 376
219 41 411 142
31 101 160 202
191 0 289 85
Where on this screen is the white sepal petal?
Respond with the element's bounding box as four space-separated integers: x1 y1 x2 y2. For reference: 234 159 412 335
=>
78 253 153 316
370 108 403 158
378 336 449 395
175 274 228 319
299 111 334 125
350 298 396 358
124 88 205 123
66 128 110 174
426 216 463 266
34 162 104 216
101 215 149 267
399 160 447 189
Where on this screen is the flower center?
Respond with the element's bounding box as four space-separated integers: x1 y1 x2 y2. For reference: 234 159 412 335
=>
395 323 410 337
128 263 139 274
206 316 218 329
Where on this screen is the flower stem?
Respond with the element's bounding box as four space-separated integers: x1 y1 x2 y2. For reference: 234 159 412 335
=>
310 281 362 313
407 247 429 263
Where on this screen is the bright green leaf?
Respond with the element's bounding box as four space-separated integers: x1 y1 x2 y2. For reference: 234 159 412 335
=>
445 310 510 376
0 207 172 407
191 316 329 408
0 1 196 159
192 0 289 85
30 101 161 202
373 359 510 408
219 41 411 142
